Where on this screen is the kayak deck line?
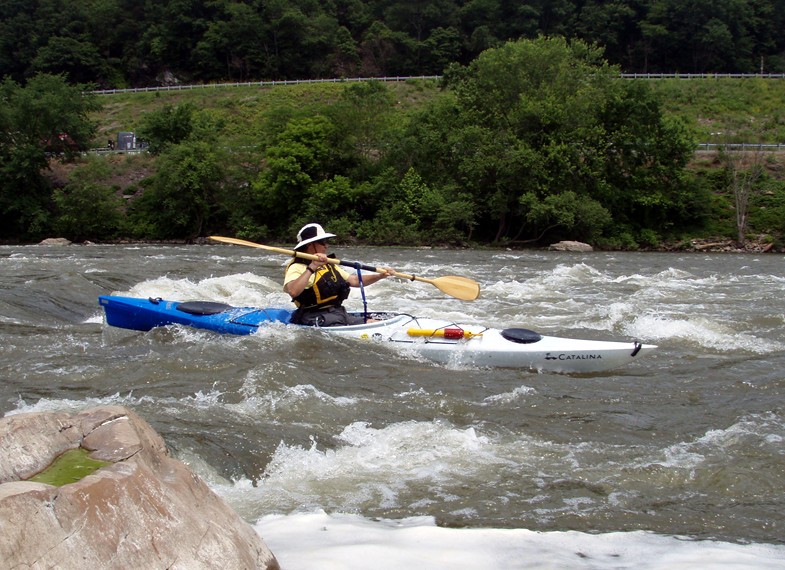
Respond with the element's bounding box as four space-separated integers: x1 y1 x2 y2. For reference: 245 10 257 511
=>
98 295 657 374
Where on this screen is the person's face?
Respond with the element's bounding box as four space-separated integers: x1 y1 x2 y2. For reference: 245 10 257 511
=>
309 240 327 253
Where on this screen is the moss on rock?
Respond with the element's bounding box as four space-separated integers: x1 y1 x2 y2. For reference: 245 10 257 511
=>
29 448 110 487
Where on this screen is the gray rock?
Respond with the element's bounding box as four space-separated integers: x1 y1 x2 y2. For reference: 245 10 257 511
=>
38 237 73 245
548 240 593 252
0 406 279 570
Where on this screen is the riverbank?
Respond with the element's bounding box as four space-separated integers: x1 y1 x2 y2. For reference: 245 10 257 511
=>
18 234 785 254
655 236 781 253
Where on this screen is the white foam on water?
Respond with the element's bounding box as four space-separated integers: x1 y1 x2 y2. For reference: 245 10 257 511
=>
621 412 785 499
626 314 785 353
4 392 153 416
229 383 362 421
213 420 512 517
9 373 363 422
260 420 496 492
0 315 23 325
693 413 785 454
253 510 785 570
483 384 537 404
123 272 286 306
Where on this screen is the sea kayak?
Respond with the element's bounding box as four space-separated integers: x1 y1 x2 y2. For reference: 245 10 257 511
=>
98 295 656 374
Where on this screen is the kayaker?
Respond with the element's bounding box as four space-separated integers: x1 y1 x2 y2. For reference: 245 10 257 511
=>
283 223 395 326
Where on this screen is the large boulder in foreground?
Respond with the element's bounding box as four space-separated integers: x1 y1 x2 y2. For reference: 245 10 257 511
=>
0 406 279 570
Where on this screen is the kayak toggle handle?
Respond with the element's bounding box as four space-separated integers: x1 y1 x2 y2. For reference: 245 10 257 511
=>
407 327 482 340
631 341 642 357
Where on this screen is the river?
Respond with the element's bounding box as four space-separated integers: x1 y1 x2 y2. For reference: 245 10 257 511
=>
1 243 784 568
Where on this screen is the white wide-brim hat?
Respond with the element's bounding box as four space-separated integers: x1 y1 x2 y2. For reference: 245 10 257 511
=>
295 223 336 250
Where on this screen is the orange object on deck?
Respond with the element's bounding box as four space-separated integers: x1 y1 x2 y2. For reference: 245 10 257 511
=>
406 327 482 340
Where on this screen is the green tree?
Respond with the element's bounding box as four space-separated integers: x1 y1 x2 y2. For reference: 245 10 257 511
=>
572 1 637 67
135 0 217 81
578 78 697 236
126 140 227 239
31 36 107 85
402 36 696 245
52 157 123 242
359 21 415 75
137 103 196 155
0 1 39 82
252 0 341 79
193 2 262 81
251 115 345 237
641 0 758 72
422 26 463 73
331 80 395 174
519 190 611 243
433 37 617 242
377 166 473 244
0 74 100 240
53 182 123 242
300 175 361 226
331 25 362 76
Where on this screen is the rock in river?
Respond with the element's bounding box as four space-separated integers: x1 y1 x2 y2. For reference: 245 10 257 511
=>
0 405 279 569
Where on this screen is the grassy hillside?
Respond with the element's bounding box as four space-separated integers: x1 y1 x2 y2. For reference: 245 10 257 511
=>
91 78 785 148
91 79 438 149
77 77 785 250
648 78 785 143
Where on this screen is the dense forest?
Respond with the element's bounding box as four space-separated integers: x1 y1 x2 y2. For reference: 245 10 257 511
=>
4 36 785 249
2 0 785 88
2 1 785 249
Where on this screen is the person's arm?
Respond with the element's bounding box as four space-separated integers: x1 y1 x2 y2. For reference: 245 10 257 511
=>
284 254 329 298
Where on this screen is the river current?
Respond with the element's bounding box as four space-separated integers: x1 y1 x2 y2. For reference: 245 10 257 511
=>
1 244 784 560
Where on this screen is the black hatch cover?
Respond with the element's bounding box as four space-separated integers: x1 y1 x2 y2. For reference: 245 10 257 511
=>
500 328 542 344
176 301 232 315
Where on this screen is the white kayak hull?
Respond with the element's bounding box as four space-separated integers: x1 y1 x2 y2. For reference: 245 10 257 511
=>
325 314 655 373
98 295 656 374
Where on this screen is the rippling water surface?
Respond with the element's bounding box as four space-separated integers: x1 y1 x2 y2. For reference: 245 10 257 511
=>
1 244 784 552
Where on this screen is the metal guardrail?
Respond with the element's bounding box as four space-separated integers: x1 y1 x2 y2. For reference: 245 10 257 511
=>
90 73 785 95
697 143 785 151
86 142 785 155
90 75 442 95
86 147 147 155
620 73 785 79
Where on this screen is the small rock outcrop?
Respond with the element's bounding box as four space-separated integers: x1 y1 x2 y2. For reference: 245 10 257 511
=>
0 406 279 570
38 237 72 245
548 240 594 252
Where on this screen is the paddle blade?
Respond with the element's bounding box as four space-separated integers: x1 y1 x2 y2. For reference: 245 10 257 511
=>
432 275 481 301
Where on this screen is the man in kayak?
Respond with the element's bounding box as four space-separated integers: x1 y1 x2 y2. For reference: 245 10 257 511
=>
283 223 395 326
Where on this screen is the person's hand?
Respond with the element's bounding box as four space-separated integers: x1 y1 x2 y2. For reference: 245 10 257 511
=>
309 253 328 271
379 267 395 278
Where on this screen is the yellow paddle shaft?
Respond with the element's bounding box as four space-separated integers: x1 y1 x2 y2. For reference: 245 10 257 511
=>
208 235 481 301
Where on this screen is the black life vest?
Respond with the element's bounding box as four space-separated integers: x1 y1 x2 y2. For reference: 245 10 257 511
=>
290 260 351 309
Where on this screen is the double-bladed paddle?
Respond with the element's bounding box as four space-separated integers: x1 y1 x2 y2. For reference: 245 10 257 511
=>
208 235 480 301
